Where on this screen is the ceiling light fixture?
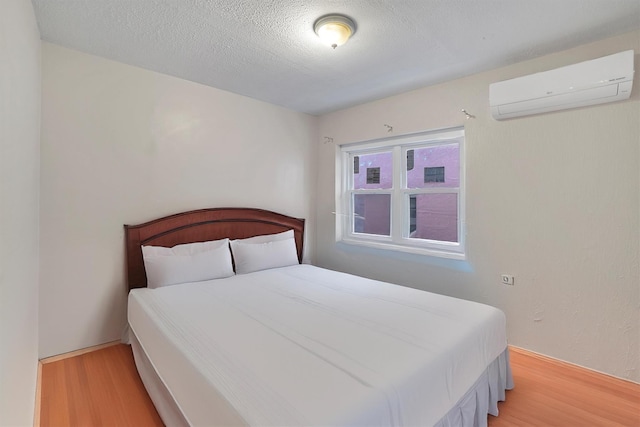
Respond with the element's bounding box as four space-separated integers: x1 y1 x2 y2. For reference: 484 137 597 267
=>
314 14 356 49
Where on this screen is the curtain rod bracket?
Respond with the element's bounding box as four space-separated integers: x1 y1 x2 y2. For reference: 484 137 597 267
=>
461 109 475 119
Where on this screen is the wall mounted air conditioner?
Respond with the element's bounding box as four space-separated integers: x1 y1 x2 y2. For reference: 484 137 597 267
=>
490 50 634 120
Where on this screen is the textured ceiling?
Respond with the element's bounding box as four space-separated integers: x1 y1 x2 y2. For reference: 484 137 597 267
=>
32 0 640 115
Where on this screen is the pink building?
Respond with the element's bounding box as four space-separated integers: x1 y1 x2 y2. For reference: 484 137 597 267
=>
353 144 459 242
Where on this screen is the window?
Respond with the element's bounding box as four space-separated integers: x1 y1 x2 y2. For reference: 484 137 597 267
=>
366 167 381 184
424 166 445 183
407 149 414 171
338 127 465 259
409 195 417 234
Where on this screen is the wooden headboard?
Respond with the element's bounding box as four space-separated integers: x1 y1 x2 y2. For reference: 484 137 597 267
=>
124 208 305 289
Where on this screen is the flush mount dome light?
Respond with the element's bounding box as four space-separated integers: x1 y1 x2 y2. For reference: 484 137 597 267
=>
314 14 356 49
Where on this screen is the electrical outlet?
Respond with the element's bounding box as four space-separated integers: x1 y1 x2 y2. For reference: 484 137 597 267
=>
501 275 515 286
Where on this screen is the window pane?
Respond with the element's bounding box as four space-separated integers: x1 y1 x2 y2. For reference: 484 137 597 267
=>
353 194 391 236
406 143 459 189
408 193 458 242
354 152 392 189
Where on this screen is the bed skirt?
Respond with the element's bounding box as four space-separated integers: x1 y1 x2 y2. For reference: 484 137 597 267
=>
131 333 191 427
130 331 513 427
434 348 514 427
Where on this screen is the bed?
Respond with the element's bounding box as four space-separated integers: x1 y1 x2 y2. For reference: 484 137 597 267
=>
125 208 513 427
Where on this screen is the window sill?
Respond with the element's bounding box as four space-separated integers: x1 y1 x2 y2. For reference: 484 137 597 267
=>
340 237 466 260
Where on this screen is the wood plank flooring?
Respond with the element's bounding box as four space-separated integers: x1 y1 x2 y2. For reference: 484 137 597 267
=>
39 344 640 426
489 347 639 426
40 343 162 426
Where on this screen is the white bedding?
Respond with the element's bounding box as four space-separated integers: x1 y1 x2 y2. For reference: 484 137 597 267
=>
128 264 508 426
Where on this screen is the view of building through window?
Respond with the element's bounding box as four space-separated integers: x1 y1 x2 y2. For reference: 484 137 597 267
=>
407 144 459 242
353 151 392 236
352 144 459 242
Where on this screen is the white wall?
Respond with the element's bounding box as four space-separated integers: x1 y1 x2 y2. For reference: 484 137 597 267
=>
0 0 41 424
316 31 640 382
39 43 317 358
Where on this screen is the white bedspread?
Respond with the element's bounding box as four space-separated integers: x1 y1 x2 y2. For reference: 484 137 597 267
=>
128 264 507 426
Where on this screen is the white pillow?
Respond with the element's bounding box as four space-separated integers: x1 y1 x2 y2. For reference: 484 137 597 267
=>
142 239 234 288
230 231 299 274
235 229 294 244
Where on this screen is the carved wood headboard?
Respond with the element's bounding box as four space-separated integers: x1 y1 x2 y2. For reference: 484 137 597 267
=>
124 208 305 289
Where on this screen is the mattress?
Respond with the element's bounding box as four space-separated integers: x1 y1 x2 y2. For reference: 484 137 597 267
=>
128 264 509 426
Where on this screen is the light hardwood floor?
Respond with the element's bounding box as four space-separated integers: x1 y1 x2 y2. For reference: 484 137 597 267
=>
39 344 640 426
39 344 162 426
489 347 639 426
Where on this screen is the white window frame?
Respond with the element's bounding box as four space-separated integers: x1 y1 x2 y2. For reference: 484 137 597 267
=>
337 127 465 260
